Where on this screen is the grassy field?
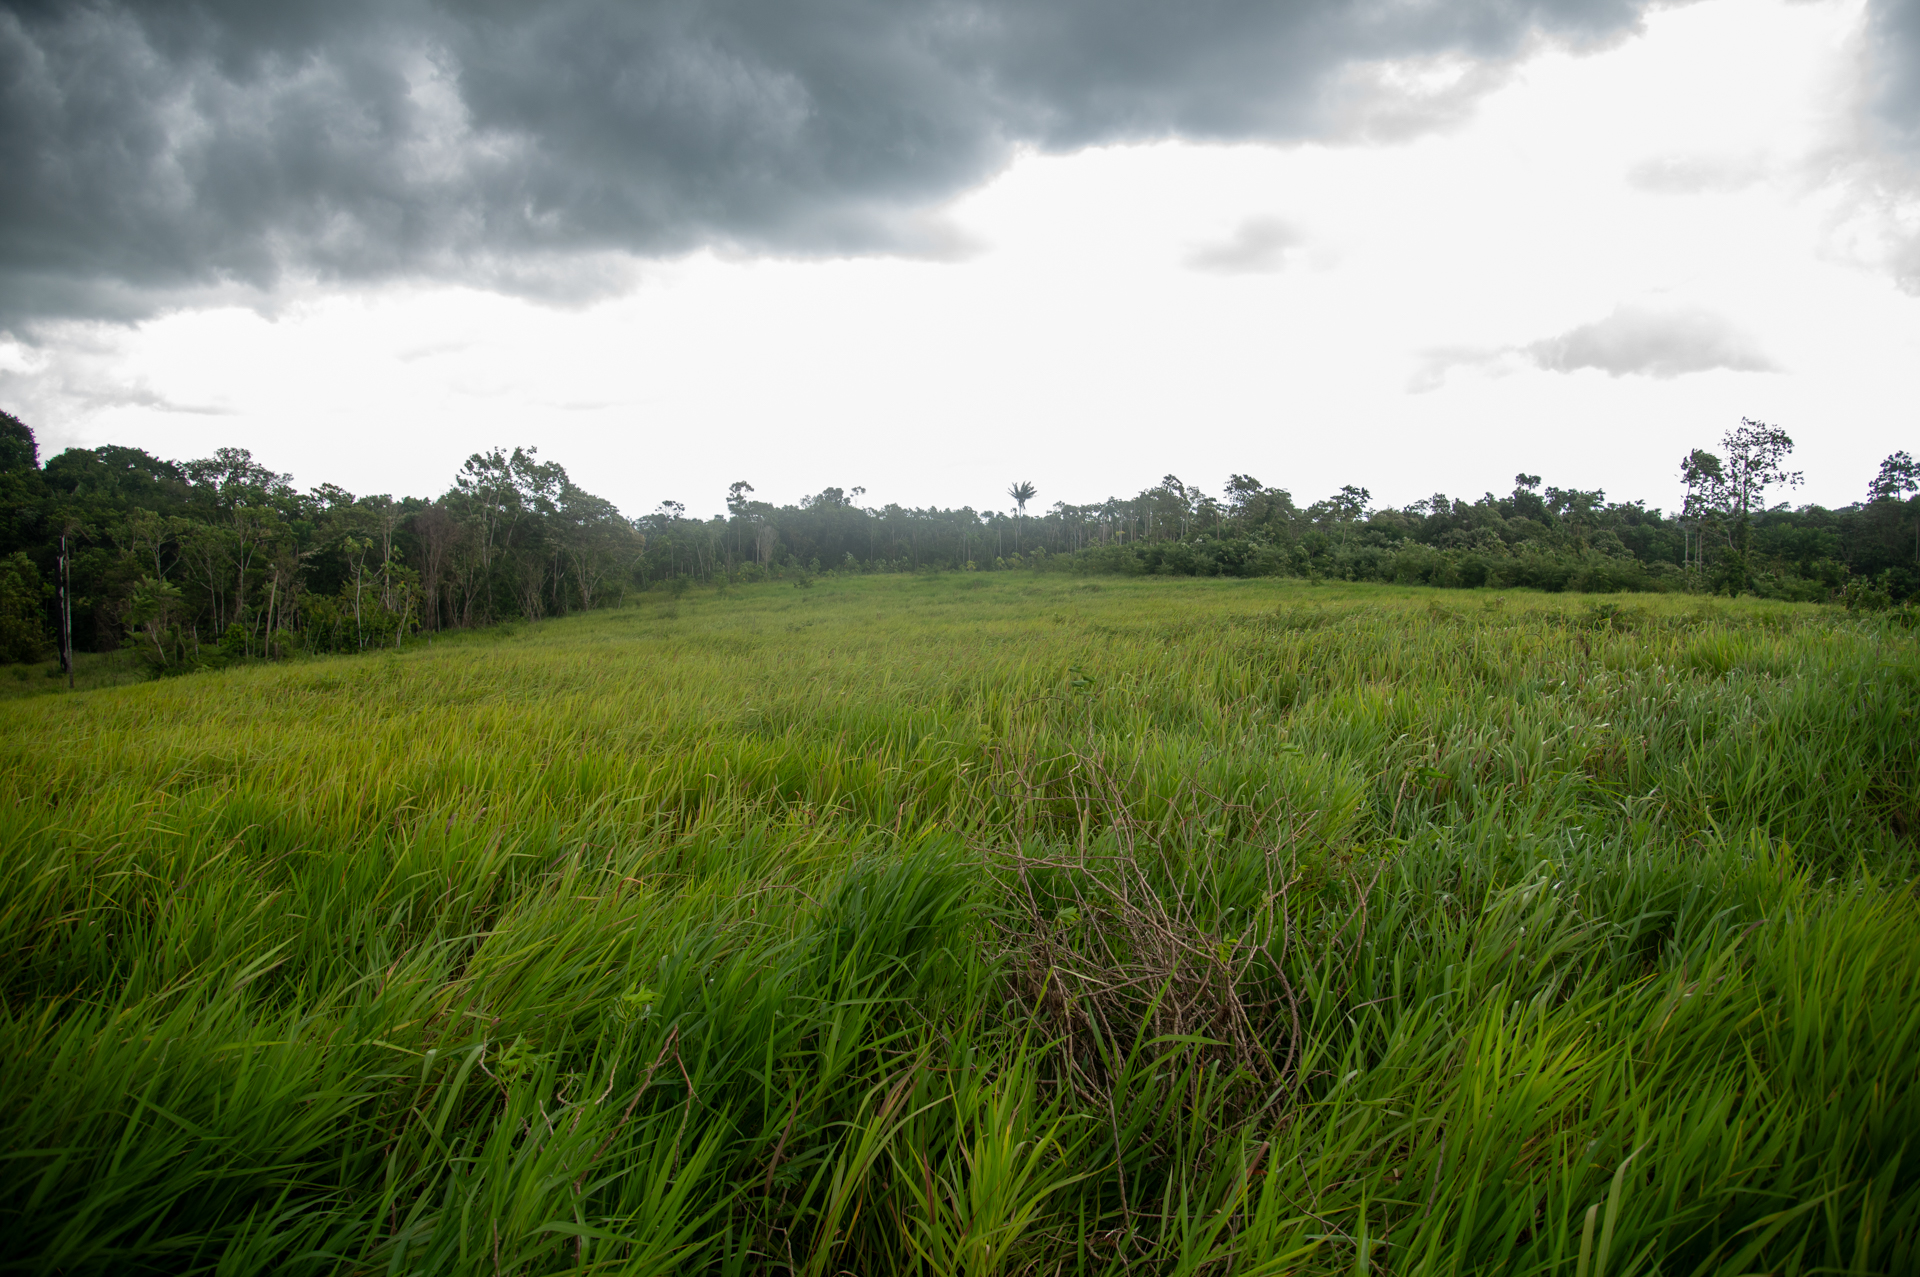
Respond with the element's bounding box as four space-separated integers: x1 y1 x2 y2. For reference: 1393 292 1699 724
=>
3 575 1917 1275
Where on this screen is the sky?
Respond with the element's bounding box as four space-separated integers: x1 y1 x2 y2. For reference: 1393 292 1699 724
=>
2 0 1918 519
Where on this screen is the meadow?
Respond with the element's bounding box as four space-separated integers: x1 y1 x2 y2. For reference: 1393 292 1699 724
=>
2 574 1917 1275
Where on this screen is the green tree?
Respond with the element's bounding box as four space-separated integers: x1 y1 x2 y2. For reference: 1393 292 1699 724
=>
451 446 562 622
1324 485 1370 522
1722 420 1803 522
1869 450 1918 563
1006 481 1036 554
1718 419 1802 593
1870 450 1918 502
0 411 38 473
556 482 633 607
124 575 186 667
182 447 295 639
0 551 51 663
1678 448 1727 573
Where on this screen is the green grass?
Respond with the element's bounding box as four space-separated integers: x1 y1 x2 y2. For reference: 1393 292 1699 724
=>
1 647 151 700
2 574 1916 1275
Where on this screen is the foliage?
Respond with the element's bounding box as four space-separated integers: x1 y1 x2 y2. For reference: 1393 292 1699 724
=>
122 575 187 668
0 410 37 473
2 576 1916 1274
1868 450 1917 503
0 550 51 663
0 407 1916 686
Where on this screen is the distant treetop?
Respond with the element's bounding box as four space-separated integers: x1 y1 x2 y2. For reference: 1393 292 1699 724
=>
0 410 36 473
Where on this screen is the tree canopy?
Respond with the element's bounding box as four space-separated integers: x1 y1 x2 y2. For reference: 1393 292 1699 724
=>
0 411 1913 670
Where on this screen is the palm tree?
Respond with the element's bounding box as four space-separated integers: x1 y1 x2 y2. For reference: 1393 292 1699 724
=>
1007 481 1037 554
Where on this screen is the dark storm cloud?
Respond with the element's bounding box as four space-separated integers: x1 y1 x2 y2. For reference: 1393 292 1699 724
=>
1525 306 1776 378
1868 0 1920 149
3 0 1666 326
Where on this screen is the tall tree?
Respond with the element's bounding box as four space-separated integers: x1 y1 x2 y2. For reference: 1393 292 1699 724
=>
1728 418 1797 568
1006 481 1037 554
1721 420 1803 525
1329 485 1371 522
1869 451 1918 502
1678 447 1727 572
1687 419 1802 593
1868 450 1918 562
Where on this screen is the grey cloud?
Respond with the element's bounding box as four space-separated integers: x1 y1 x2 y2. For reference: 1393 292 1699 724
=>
0 0 1675 328
1318 50 1520 143
0 358 232 424
87 387 233 415
1409 304 1777 390
1406 344 1510 393
1186 217 1300 274
1868 0 1920 151
1525 305 1776 378
1858 0 1920 294
1895 232 1920 296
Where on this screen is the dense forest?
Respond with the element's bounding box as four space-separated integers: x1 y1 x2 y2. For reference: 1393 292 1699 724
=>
2 409 1915 670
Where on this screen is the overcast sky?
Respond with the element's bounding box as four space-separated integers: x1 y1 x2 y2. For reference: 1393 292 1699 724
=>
3 0 1917 517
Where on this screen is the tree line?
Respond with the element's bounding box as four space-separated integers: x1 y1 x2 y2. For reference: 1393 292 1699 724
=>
1 410 1914 671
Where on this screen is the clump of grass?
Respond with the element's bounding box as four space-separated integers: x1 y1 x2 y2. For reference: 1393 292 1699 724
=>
1 576 1915 1273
